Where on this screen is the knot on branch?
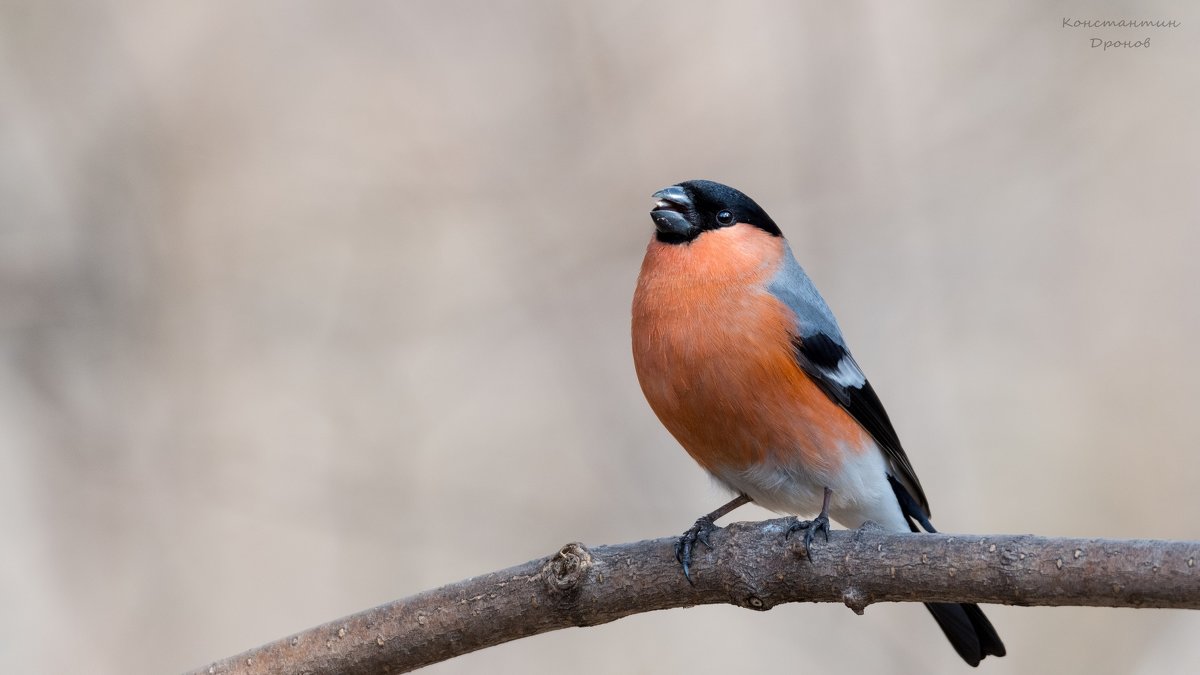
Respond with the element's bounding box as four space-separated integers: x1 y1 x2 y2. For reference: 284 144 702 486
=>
544 543 592 598
842 587 869 615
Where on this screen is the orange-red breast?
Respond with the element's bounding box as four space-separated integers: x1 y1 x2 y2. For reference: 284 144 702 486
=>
631 180 1005 667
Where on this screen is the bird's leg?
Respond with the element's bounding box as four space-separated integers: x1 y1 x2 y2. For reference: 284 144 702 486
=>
675 493 752 584
786 486 832 559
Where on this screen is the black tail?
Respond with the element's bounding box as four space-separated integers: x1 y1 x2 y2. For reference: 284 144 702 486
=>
888 476 1007 667
925 601 1006 667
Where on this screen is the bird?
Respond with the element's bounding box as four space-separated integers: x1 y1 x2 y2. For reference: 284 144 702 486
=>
631 179 1005 667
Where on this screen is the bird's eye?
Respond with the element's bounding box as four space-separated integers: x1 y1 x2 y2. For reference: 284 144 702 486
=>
716 210 735 225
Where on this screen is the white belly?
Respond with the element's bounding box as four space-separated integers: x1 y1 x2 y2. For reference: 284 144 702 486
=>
711 439 910 532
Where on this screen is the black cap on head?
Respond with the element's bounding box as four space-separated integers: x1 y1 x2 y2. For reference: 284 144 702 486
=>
650 180 781 244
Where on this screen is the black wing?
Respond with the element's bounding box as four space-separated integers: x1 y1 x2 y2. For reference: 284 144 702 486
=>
791 332 931 516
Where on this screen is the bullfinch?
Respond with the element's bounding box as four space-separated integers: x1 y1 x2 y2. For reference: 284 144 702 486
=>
631 179 1005 666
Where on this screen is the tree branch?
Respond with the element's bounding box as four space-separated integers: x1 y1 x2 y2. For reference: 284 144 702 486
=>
188 518 1200 675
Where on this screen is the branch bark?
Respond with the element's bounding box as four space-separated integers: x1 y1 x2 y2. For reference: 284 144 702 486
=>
188 518 1200 675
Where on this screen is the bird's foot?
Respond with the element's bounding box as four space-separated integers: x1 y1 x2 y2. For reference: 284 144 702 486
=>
785 513 830 560
675 515 720 584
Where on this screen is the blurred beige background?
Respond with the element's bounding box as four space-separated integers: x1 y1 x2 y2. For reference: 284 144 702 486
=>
3 2 1199 673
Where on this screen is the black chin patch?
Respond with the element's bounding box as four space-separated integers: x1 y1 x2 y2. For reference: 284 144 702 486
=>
651 210 697 244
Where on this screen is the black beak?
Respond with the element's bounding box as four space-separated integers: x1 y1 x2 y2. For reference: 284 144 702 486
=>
650 185 694 240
